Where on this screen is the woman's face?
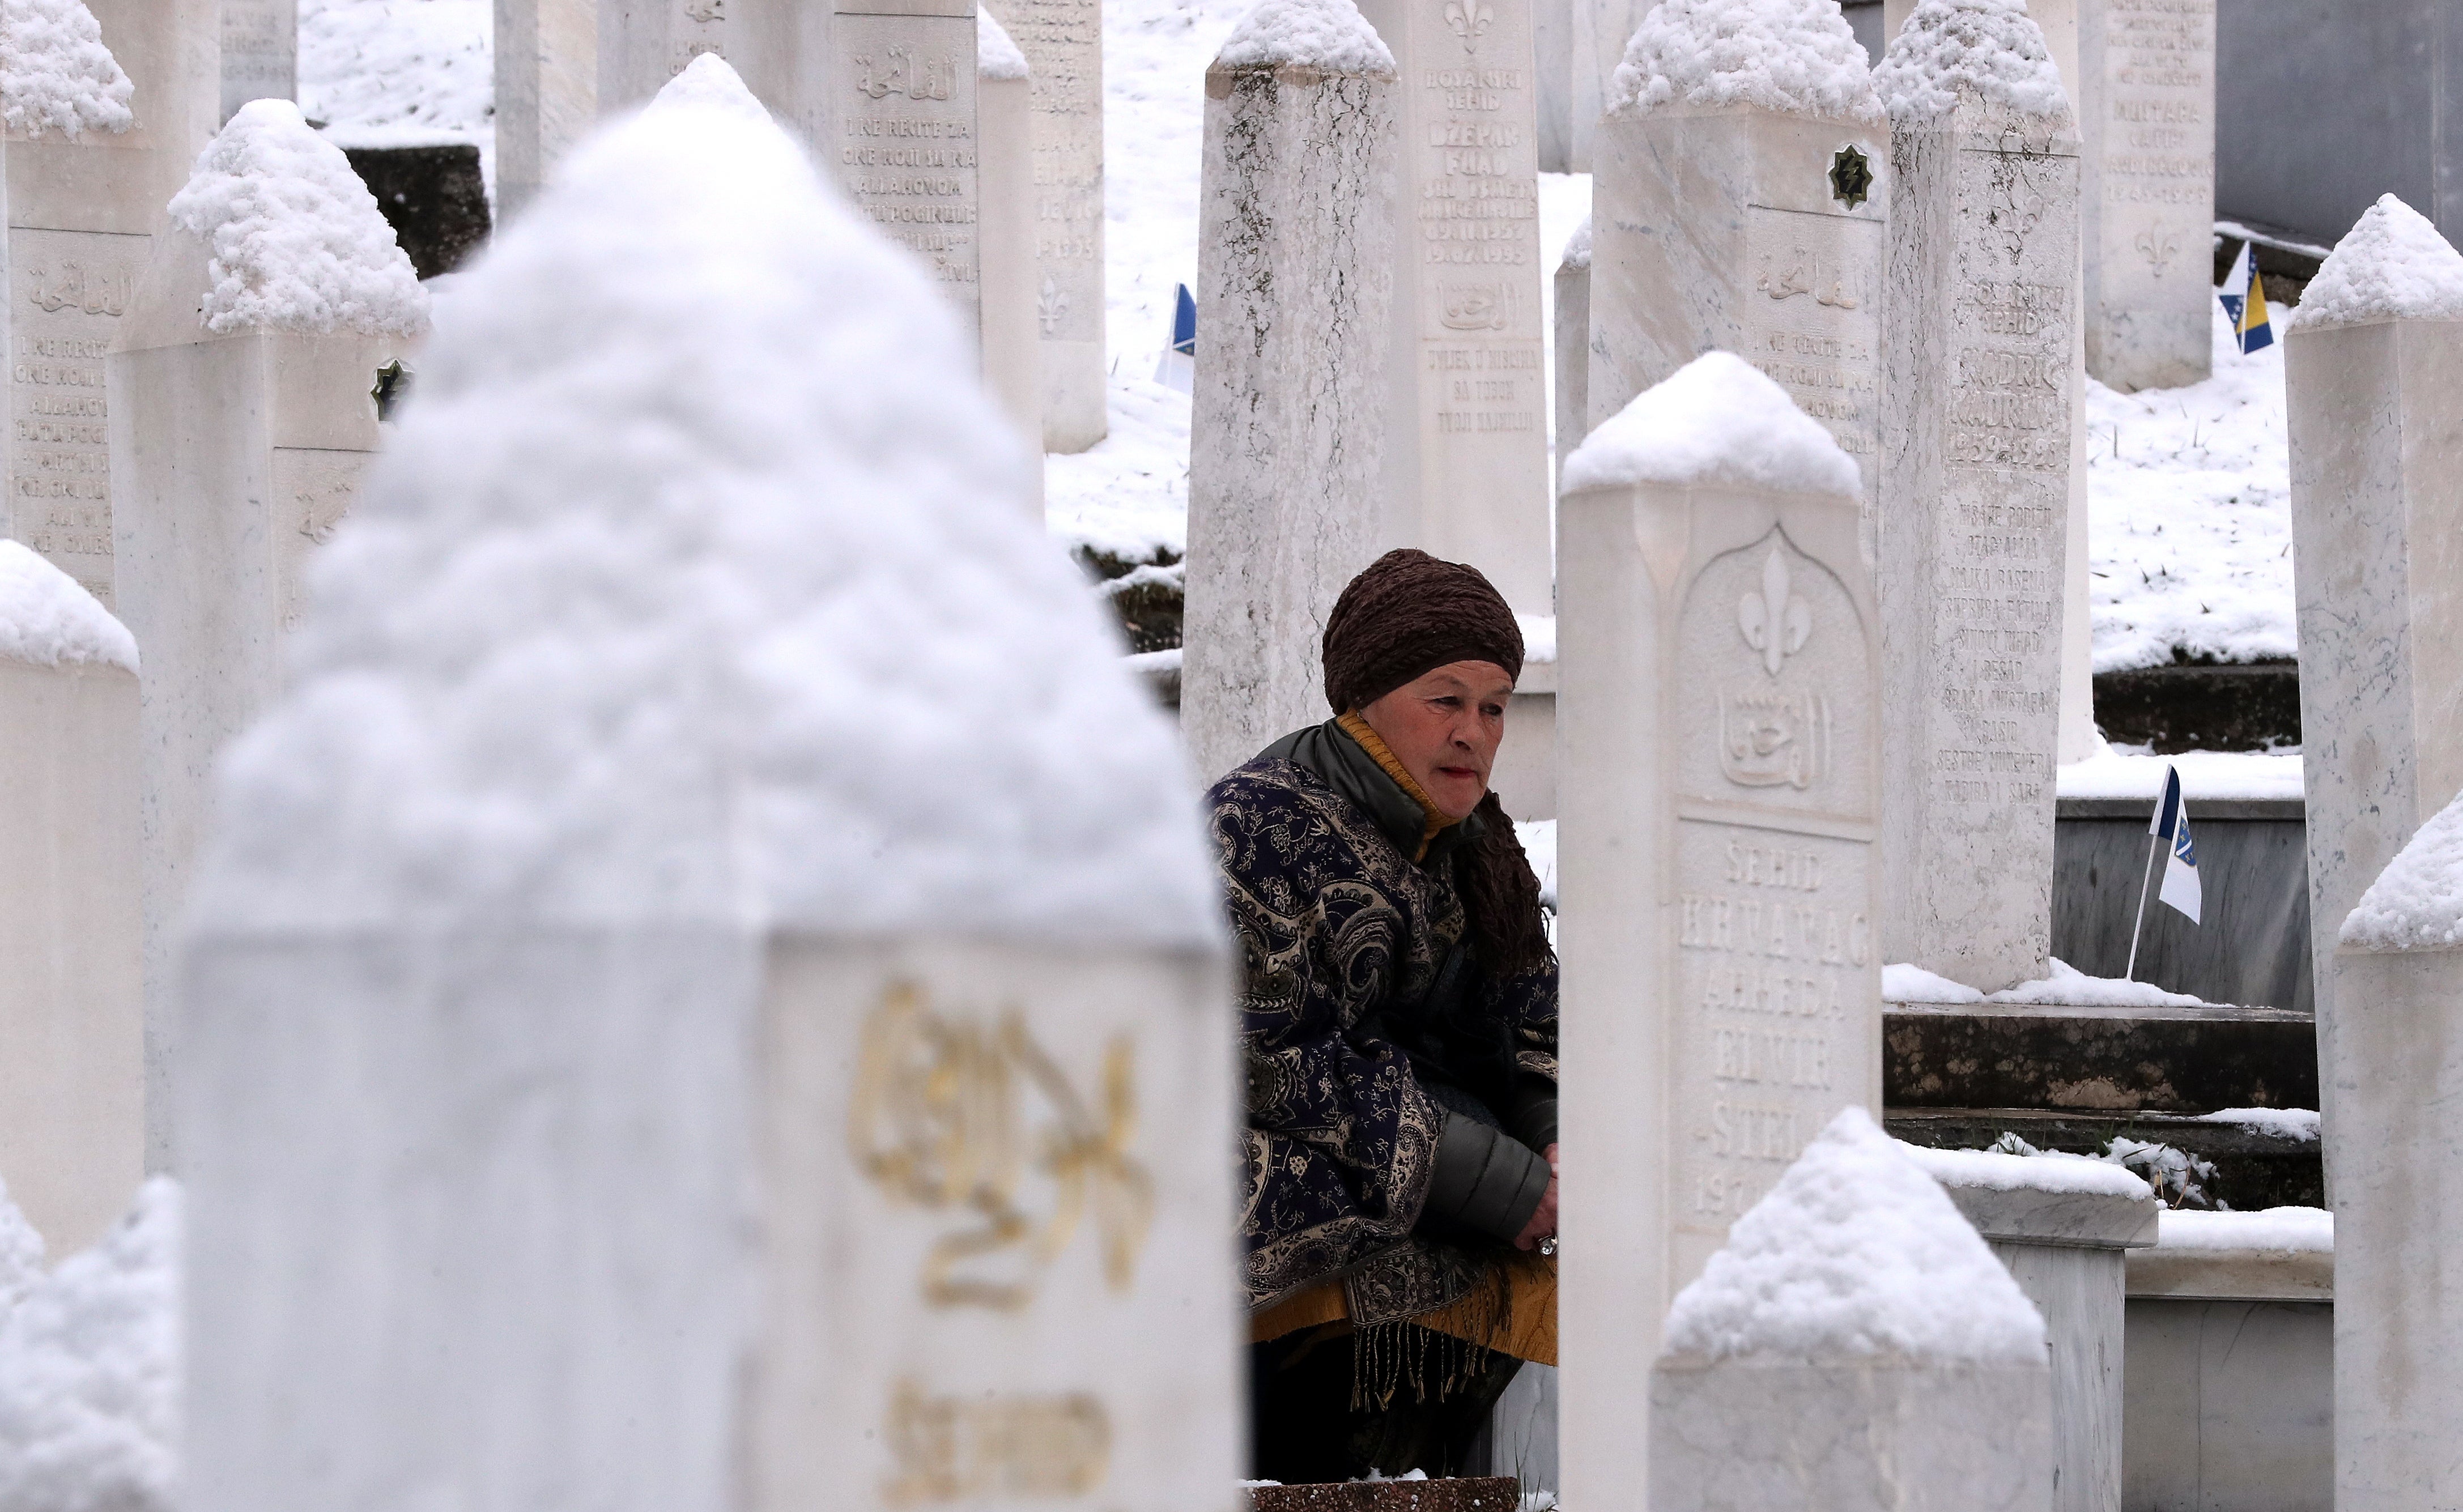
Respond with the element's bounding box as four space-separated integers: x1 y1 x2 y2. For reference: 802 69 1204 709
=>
1358 659 1516 823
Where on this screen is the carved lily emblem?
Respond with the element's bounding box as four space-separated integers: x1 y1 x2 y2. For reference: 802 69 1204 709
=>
1737 545 1811 676
1443 0 1492 52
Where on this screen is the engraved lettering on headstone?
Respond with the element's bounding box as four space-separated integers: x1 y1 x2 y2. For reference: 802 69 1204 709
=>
882 1379 1112 1505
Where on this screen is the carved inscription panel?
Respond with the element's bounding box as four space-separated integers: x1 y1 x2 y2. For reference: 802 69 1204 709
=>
221 0 296 118
996 0 1102 344
2098 0 2214 266
273 449 373 632
835 13 981 333
1743 207 1882 505
11 228 146 607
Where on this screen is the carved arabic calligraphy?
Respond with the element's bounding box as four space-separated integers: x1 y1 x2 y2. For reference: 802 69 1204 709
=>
882 1379 1112 1505
1720 687 1831 790
1756 249 1859 309
856 46 958 101
27 263 127 317
849 983 1151 1310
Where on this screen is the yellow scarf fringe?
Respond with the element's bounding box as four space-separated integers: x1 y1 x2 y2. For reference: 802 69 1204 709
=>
1336 710 1451 863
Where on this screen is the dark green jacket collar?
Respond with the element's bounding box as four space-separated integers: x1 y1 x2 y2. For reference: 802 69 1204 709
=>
1255 719 1482 867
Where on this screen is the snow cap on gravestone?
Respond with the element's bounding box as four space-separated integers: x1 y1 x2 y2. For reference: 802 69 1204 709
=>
1211 0 1396 76
1871 0 2071 127
644 52 776 123
190 97 1223 951
2288 194 2463 333
0 0 133 138
166 100 428 338
977 8 1028 80
0 541 137 672
1559 215 1592 272
1562 350 1861 498
1662 1108 2048 1365
2339 786 2463 953
1610 0 1882 120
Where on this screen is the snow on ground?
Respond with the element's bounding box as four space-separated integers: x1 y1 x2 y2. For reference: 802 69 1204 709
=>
2086 300 2293 672
297 0 492 190
1895 1139 2153 1199
2155 1206 2332 1252
2057 745 2303 801
1887 956 2207 1007
2195 1107 2320 1142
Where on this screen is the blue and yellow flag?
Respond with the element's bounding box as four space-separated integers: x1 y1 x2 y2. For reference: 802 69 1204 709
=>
2218 241 2273 355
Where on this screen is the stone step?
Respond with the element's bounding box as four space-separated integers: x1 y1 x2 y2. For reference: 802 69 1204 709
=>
340 143 491 280
1885 1000 2317 1114
1887 1109 2324 1212
1247 1478 1519 1512
2090 659 2300 753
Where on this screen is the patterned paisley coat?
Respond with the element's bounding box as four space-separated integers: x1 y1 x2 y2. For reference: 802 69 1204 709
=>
1209 753 1559 1327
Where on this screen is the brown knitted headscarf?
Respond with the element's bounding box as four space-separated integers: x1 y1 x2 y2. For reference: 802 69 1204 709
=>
1322 550 1554 980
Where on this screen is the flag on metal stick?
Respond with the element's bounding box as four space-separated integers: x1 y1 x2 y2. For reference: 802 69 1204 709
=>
2218 242 2274 355
2126 765 2202 981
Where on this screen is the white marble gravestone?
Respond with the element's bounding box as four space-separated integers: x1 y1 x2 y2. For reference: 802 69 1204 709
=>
2282 194 2463 1200
1182 0 1396 781
2077 0 2213 393
0 542 139 1257
1553 214 1588 473
1874 2 2079 992
1586 0 1887 533
1355 0 1551 614
110 99 427 1173
976 8 1041 507
981 0 1105 452
219 0 293 120
1556 352 1882 1512
495 0 596 218
3 0 216 611
2328 797 2463 1512
826 0 984 338
1649 1110 2054 1512
180 100 1238 1512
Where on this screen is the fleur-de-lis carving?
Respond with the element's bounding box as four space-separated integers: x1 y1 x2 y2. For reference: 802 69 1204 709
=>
1737 545 1812 677
2135 228 2181 277
1038 275 1067 336
1443 0 1491 52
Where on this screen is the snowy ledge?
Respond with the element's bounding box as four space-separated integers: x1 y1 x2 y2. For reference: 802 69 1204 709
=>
2057 748 2302 804
2126 1207 2334 1302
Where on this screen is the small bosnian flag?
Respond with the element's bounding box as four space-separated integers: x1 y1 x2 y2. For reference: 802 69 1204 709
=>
1152 283 1198 393
2218 241 2274 356
2152 765 2203 923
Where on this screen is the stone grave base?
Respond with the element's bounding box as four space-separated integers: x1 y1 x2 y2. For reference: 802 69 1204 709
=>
1247 1477 1518 1512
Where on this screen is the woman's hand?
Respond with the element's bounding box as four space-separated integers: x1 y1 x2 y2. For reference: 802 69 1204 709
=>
1514 1143 1559 1251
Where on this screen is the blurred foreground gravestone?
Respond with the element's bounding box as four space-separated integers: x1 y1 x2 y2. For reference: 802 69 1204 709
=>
1649 1109 2054 1512
1182 0 1396 780
0 543 139 1257
1874 0 2080 994
178 95 1239 1512
1555 352 1880 1512
2282 193 2463 1203
112 99 428 1172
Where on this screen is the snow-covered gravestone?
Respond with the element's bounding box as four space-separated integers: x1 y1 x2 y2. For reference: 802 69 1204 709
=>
1586 0 1887 531
219 0 293 121
2077 0 2213 392
1555 352 1881 1512
979 0 1105 453
0 543 138 1257
494 0 595 217
1355 0 1550 615
1650 1109 2053 1512
1182 0 1396 781
1554 215 1588 473
2330 794 2463 1512
2283 194 2463 1200
976 9 1041 509
110 99 426 1172
178 99 1238 1512
1873 0 2080 993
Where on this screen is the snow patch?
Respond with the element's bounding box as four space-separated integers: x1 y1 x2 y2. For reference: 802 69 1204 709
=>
1513 817 1556 910
646 53 773 121
1990 957 2205 1008
0 541 138 672
195 100 1222 948
1873 0 2070 124
1213 0 1394 75
2057 746 2302 802
1882 962 1982 1003
1516 613 1556 666
1896 1139 2154 1199
0 0 133 139
167 99 429 337
2194 1107 2319 1142
1662 1108 2048 1365
299 0 493 193
2290 194 2463 331
1609 0 1882 121
0 1179 181 1512
979 8 1030 78
1562 351 1861 498
2155 1207 2332 1253
1559 215 1591 271
2341 788 2463 952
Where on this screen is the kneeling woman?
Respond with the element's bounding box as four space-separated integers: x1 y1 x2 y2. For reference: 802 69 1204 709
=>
1207 550 1559 1483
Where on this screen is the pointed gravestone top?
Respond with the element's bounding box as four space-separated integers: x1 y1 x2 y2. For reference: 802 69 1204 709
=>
1662 1108 2047 1364
2290 193 2463 332
1610 0 1881 120
646 52 772 122
1213 0 1394 76
2341 786 2463 951
194 100 1219 948
1562 350 1861 497
1872 0 2070 125
977 8 1028 79
163 100 427 337
1560 214 1592 270
0 540 136 671
0 0 132 138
